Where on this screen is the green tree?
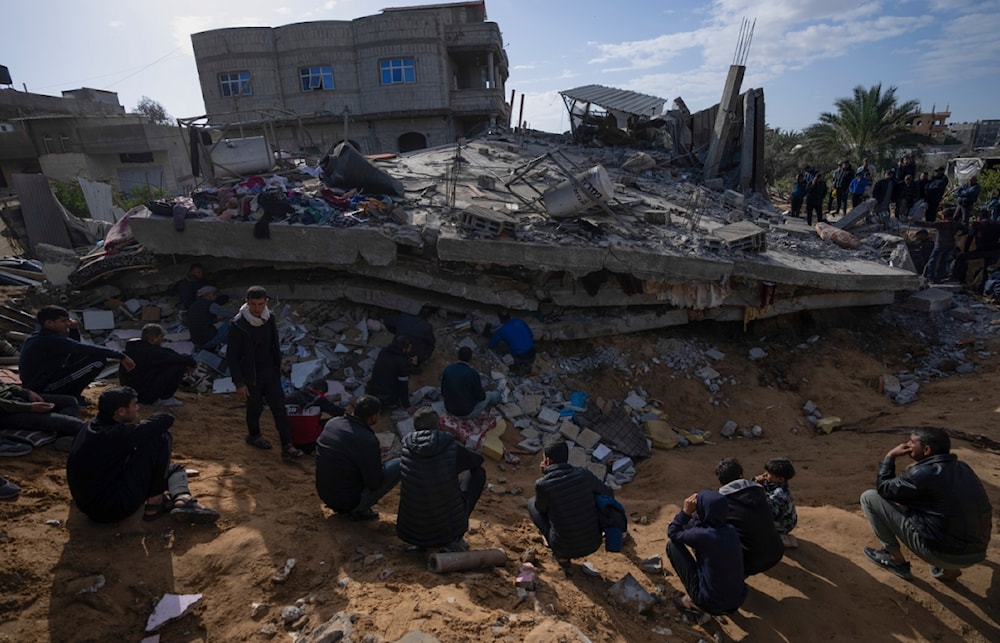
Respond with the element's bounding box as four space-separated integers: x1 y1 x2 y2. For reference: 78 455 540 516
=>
803 84 928 171
762 126 804 190
133 96 172 125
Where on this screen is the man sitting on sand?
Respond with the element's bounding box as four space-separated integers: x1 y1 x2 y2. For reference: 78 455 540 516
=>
440 347 500 418
861 428 992 581
19 306 134 404
66 387 218 524
0 380 85 439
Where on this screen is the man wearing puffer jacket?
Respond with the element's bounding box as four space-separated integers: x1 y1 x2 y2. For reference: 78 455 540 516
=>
396 408 485 552
527 439 615 574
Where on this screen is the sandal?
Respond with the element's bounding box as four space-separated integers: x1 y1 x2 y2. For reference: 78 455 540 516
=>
671 591 711 624
142 493 172 521
170 495 220 524
282 444 304 460
245 435 272 450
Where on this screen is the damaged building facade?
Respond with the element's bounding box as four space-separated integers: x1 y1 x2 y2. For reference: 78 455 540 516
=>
191 1 509 156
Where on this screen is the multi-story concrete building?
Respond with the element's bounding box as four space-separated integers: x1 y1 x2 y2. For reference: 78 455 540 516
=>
906 106 951 140
191 0 509 155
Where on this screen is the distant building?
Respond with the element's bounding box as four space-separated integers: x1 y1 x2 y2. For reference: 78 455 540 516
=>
906 106 950 140
190 0 509 155
971 119 1000 149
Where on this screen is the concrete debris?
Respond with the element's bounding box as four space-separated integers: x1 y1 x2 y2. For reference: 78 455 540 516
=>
748 347 767 361
272 558 296 584
607 573 655 614
146 593 203 632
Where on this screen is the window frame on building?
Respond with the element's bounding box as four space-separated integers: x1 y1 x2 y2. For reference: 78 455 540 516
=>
219 71 252 98
300 65 335 92
379 58 416 85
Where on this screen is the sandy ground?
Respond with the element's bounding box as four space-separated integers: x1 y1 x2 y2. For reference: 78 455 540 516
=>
0 306 998 643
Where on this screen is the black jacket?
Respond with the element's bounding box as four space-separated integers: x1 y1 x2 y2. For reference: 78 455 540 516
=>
315 414 386 513
186 298 220 346
366 342 413 407
227 314 281 387
440 361 485 416
533 463 613 559
876 454 992 556
397 429 484 547
66 413 174 522
19 328 124 392
123 339 196 398
719 480 784 576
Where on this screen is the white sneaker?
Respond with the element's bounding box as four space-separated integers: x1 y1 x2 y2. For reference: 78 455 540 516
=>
153 397 184 407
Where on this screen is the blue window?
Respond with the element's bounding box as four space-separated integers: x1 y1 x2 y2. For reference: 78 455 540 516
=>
219 71 252 98
380 58 415 85
300 66 334 91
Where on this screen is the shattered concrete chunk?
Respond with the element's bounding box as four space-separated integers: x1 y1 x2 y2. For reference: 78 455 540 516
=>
720 420 738 438
575 428 602 450
607 573 655 614
748 347 767 361
146 593 203 632
537 407 561 425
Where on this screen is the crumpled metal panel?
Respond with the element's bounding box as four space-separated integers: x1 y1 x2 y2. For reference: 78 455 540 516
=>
560 84 666 117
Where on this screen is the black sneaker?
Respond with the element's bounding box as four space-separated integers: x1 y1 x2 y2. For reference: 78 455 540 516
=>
864 547 912 580
348 507 379 521
0 439 32 457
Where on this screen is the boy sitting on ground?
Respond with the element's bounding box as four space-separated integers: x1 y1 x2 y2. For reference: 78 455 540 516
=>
755 457 799 548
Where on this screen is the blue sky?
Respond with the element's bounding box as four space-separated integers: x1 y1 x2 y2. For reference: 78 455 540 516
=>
3 0 998 135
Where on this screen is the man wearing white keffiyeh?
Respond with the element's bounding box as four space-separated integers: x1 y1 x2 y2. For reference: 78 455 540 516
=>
227 286 304 460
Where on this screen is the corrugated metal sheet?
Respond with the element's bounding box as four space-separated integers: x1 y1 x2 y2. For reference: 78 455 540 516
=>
10 173 72 253
560 85 666 117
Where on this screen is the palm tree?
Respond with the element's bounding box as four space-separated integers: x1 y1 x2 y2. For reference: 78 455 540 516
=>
803 84 926 168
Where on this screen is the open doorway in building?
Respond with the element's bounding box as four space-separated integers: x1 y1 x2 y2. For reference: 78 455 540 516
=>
398 132 427 153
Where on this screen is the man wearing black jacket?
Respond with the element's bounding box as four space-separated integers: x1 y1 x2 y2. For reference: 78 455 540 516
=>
227 286 303 459
66 387 217 524
925 167 949 222
315 395 400 521
396 408 485 551
716 458 783 576
831 161 853 215
440 347 500 418
366 335 416 409
861 428 992 581
122 324 196 407
527 439 614 572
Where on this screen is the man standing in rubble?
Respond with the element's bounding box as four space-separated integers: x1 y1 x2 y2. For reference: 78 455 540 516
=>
489 311 536 376
227 286 303 460
831 161 853 216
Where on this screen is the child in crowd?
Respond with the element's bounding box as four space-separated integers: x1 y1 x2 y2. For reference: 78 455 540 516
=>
755 457 799 548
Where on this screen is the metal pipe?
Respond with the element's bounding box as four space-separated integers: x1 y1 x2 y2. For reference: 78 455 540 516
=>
427 549 507 573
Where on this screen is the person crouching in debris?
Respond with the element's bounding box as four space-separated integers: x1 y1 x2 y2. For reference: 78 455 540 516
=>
285 378 346 424
66 387 219 524
488 311 536 376
19 305 135 406
527 439 615 575
185 286 235 351
121 324 196 408
716 458 784 575
667 490 747 618
228 286 304 460
753 457 799 548
315 395 400 521
396 408 486 552
384 308 436 367
365 335 416 410
441 346 501 418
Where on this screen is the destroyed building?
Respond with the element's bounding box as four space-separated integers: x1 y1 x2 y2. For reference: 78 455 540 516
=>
190 0 510 156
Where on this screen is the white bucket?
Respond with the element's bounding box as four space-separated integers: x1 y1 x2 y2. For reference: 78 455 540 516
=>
542 165 614 218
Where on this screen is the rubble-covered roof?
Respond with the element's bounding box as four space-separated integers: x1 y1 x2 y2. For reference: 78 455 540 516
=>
560 85 666 117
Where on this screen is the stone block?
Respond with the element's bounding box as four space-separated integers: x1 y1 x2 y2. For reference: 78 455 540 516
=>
498 402 524 419
568 446 589 468
802 400 817 414
586 461 608 481
520 426 540 440
537 407 561 425
904 288 953 313
720 420 738 437
623 393 647 411
517 438 542 454
880 374 901 397
705 348 725 361
559 422 580 441
749 347 767 361
592 444 612 462
519 394 543 415
575 428 602 450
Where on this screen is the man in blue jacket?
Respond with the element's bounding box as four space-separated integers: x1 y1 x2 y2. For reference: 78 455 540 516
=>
667 489 748 616
315 395 400 521
489 312 535 376
861 428 992 581
19 306 135 403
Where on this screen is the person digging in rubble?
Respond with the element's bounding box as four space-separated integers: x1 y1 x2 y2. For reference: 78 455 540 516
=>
383 308 436 367
396 408 486 552
66 386 219 524
441 346 500 418
176 263 229 313
185 286 235 351
365 335 416 410
19 306 135 406
120 323 196 407
227 286 304 460
488 311 536 376
860 428 991 582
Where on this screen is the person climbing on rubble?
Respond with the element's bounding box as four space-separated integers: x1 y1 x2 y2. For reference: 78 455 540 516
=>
228 286 304 460
19 305 135 405
716 458 784 575
365 335 416 410
488 311 536 376
121 323 196 407
66 386 219 524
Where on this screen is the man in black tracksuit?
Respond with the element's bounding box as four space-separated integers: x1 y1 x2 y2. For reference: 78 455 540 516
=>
716 458 783 576
227 286 302 460
122 324 196 406
366 335 416 409
527 439 614 570
396 408 486 551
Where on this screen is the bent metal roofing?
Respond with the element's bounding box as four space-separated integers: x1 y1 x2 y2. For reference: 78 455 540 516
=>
560 84 666 118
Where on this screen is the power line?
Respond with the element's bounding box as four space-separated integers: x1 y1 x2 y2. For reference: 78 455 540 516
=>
31 48 183 92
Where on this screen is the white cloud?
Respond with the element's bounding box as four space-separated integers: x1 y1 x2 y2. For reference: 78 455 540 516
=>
512 64 535 71
108 20 124 29
324 1 338 9
275 7 292 15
